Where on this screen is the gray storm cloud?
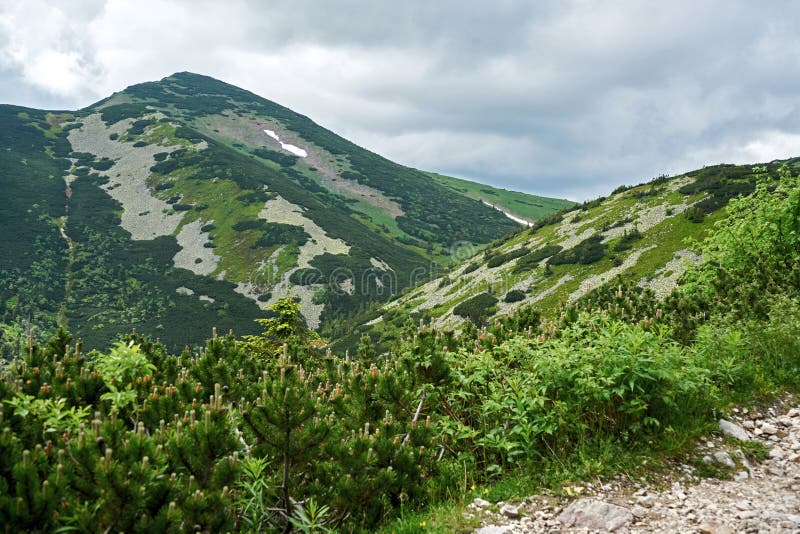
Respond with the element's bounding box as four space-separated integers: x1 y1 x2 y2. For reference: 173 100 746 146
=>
1 0 799 200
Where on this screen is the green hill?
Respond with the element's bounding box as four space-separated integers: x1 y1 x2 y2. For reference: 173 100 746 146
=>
0 73 571 350
427 171 575 223
350 159 800 350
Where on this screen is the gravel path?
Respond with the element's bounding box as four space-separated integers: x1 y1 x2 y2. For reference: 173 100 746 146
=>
471 396 800 533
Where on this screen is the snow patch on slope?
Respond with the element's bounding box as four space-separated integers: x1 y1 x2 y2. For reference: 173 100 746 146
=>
264 129 307 157
481 200 533 226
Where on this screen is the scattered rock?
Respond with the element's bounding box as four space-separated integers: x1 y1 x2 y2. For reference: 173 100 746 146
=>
719 419 749 441
471 498 491 509
470 397 800 533
761 423 779 435
499 504 520 519
475 526 514 534
713 451 736 469
698 523 736 534
631 505 648 519
557 498 633 531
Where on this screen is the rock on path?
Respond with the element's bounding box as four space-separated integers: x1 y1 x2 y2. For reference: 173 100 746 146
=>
472 397 800 533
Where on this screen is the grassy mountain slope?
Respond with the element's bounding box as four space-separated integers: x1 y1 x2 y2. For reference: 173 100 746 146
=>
1 160 798 533
427 171 575 223
0 73 570 350
353 159 800 350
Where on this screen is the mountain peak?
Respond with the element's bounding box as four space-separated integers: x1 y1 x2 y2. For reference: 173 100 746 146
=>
2 72 572 349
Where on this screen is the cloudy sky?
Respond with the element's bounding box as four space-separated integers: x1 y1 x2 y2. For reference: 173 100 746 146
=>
2 0 799 200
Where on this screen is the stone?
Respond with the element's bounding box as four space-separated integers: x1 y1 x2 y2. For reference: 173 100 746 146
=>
557 499 633 532
499 503 520 519
777 416 794 427
734 499 750 511
761 423 778 435
631 505 648 519
768 447 784 460
699 523 736 534
733 471 749 481
785 513 800 524
713 451 736 469
471 498 491 509
719 419 750 441
475 526 514 534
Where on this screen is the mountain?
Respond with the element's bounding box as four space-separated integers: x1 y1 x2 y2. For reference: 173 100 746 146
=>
426 171 574 224
0 72 569 350
351 159 800 349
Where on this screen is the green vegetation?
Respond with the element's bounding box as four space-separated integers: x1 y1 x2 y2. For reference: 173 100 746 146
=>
549 234 606 265
0 73 579 350
453 292 499 323
1 167 799 532
486 247 529 268
0 106 69 337
252 147 299 167
125 72 528 245
504 289 526 303
428 171 575 221
512 244 563 273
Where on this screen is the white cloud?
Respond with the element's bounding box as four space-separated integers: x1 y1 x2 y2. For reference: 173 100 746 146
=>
1 1 800 199
0 0 104 102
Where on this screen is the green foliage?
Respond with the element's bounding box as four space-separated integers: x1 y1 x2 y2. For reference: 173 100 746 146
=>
93 341 156 388
234 456 274 532
429 316 712 472
253 222 309 248
681 165 800 321
230 218 311 248
128 118 156 136
288 499 332 533
251 147 298 167
611 228 642 252
2 163 800 531
486 247 529 268
504 289 526 303
128 72 522 247
0 107 69 334
428 171 575 222
678 163 770 213
65 171 262 351
463 262 480 274
237 298 322 362
513 244 563 273
99 103 150 124
453 293 499 324
684 206 705 223
549 235 606 265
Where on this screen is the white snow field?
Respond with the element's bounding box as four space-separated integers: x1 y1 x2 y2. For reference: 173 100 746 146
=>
263 129 308 158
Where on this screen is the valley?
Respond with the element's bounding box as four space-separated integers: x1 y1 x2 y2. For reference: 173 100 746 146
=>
0 73 568 350
1 73 799 534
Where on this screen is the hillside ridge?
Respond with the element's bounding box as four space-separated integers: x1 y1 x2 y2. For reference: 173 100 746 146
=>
0 73 569 350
